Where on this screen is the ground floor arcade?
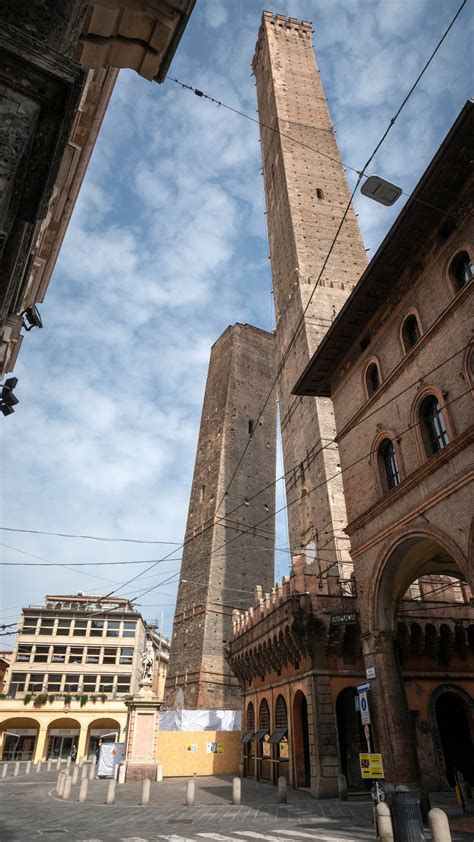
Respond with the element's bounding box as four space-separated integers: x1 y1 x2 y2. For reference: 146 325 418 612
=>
0 700 127 763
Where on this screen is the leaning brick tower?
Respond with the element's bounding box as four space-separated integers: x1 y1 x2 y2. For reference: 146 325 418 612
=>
164 324 276 710
253 12 368 589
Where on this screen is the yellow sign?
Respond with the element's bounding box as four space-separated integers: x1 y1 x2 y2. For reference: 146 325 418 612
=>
359 753 384 779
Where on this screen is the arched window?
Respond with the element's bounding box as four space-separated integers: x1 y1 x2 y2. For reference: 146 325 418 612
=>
450 251 473 291
275 695 288 730
259 698 270 732
419 395 449 455
402 314 421 351
247 702 255 732
365 362 381 397
378 438 400 491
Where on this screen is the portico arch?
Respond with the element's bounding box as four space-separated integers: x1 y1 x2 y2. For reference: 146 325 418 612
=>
45 717 81 760
0 717 40 761
361 526 471 791
85 718 121 760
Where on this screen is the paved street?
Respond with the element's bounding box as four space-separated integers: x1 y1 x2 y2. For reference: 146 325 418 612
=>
0 768 472 841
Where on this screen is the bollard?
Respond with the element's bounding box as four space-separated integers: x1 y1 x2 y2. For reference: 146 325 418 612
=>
428 808 452 842
141 777 151 806
232 776 241 806
376 802 394 842
25 760 31 775
63 775 72 800
92 755 97 766
36 760 42 773
56 772 66 797
338 772 348 801
1 764 8 779
105 778 116 805
78 757 84 768
88 762 96 781
13 762 20 777
118 764 126 785
66 757 71 771
56 758 61 770
79 777 88 803
277 775 287 804
47 758 52 771
156 764 163 782
186 778 195 807
81 764 88 780
72 765 79 785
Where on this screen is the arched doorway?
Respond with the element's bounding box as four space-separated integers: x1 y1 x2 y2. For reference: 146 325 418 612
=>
86 718 121 760
336 687 366 790
243 701 256 778
368 530 471 789
271 694 289 782
0 717 40 761
257 699 271 781
431 688 474 786
293 690 310 788
46 717 81 760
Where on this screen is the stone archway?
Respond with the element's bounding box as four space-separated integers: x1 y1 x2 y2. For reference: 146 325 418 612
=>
45 717 81 760
292 690 310 788
429 685 474 786
362 528 470 790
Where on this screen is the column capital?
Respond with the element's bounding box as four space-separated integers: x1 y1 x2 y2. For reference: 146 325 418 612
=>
361 629 396 657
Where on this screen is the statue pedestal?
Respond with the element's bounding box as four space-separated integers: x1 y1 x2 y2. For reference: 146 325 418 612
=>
125 687 161 781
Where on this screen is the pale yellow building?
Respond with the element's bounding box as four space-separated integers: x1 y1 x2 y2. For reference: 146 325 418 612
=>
0 594 168 763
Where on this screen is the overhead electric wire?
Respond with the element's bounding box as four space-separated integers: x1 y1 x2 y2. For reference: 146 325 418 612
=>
113 388 472 607
0 526 181 545
2 7 468 614
168 0 470 519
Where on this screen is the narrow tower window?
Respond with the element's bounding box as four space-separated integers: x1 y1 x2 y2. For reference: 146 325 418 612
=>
316 188 324 200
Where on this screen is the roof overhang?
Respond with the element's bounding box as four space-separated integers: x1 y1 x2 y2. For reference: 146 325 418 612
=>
293 100 474 398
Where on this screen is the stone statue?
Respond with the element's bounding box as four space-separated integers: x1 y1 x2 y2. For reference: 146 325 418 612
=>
139 637 154 686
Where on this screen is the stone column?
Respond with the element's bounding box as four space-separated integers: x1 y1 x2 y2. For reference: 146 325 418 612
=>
362 631 420 788
125 689 161 781
308 673 339 798
33 729 48 763
77 727 88 763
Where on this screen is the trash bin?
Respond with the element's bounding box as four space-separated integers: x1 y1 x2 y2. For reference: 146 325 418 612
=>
390 790 426 842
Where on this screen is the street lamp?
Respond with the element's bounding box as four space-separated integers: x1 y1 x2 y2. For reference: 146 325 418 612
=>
0 377 19 417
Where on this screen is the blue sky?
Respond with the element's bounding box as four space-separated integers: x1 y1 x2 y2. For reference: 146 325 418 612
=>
1 0 472 645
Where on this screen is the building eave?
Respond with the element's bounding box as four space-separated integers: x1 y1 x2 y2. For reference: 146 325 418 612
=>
293 99 474 397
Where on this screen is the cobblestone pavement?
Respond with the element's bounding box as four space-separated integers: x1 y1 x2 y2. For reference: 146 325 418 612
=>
0 766 472 841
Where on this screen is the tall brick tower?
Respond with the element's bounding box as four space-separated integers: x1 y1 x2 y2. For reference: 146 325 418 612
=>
164 324 276 710
253 12 368 588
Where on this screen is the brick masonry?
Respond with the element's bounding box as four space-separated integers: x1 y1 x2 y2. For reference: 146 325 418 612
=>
164 323 277 710
253 13 368 584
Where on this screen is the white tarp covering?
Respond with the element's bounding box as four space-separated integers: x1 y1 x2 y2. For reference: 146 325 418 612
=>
159 709 241 732
97 742 125 778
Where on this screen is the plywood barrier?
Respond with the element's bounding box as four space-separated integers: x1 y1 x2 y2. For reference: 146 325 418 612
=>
157 731 240 776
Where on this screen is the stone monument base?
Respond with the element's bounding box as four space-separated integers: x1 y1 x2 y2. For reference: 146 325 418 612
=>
125 688 161 782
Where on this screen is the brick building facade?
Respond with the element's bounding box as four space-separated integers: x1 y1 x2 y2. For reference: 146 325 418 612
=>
164 324 276 710
228 16 473 799
293 99 474 793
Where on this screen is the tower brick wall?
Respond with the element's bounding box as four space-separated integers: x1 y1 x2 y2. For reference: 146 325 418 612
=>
164 323 276 709
253 13 368 586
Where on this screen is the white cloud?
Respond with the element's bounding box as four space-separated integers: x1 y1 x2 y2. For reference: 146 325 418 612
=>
0 0 471 644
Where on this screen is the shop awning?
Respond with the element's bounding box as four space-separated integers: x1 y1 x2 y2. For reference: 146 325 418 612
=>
241 731 255 743
253 729 269 741
268 728 288 744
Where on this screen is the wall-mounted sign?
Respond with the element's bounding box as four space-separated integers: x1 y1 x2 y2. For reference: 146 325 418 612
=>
359 691 370 725
330 611 358 625
366 667 376 680
359 753 384 779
